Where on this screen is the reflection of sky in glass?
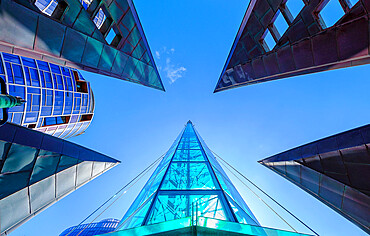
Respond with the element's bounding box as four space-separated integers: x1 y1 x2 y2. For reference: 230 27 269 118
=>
320 0 345 28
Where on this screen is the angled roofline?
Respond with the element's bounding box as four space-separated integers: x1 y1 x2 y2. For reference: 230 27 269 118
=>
214 0 257 93
127 0 165 92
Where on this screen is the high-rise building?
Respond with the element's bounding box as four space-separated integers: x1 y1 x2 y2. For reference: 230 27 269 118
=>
0 52 94 139
59 219 119 236
0 0 164 91
98 121 310 235
259 125 370 234
215 0 369 92
0 122 120 235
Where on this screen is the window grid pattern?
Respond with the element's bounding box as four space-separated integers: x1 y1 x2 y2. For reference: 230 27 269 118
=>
0 52 94 139
117 122 260 230
59 219 119 236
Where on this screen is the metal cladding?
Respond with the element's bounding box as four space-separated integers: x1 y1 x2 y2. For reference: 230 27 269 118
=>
0 123 120 235
0 0 164 91
259 124 370 234
215 0 370 92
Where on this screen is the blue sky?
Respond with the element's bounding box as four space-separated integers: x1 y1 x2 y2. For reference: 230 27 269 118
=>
12 0 369 235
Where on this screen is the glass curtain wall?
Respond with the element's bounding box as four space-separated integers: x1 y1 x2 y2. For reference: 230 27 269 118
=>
117 121 260 230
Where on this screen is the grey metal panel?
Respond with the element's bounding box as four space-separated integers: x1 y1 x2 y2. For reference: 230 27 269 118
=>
56 165 77 198
0 188 29 234
29 175 56 213
76 161 93 186
92 161 106 177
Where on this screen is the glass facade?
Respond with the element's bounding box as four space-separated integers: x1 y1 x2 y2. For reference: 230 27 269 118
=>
0 52 94 139
60 218 119 236
0 122 120 235
117 121 260 231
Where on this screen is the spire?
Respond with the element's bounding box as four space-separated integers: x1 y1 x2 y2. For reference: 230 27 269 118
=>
117 121 259 230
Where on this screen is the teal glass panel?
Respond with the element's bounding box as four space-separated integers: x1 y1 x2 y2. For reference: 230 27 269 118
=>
29 150 60 185
57 155 78 172
190 195 227 220
172 149 206 161
226 194 259 226
119 195 154 230
161 163 218 190
147 194 227 225
1 144 37 173
147 194 188 224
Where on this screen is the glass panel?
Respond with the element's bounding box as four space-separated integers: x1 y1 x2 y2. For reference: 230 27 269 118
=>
172 149 205 161
119 195 154 230
2 144 37 173
57 155 78 172
30 150 60 185
161 163 218 190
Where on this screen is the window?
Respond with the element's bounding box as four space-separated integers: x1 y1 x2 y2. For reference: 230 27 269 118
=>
106 27 122 47
317 0 345 29
42 116 70 127
285 0 305 20
34 0 68 20
273 10 289 38
80 114 93 122
261 29 276 52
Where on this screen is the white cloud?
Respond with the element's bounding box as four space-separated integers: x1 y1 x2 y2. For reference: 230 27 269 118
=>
155 47 186 84
163 58 186 84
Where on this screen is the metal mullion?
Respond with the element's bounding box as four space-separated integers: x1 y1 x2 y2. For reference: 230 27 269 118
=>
47 62 56 119
34 62 43 128
192 125 238 223
159 190 223 196
141 126 187 225
0 53 9 93
18 58 28 126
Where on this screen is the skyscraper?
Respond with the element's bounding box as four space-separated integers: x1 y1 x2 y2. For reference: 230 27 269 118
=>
215 0 369 92
0 122 120 235
0 52 94 139
0 0 164 91
99 121 310 235
59 219 119 236
259 125 370 234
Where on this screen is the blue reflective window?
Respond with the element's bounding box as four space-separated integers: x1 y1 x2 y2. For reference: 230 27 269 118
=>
70 115 79 123
24 112 38 123
0 59 4 75
53 74 64 90
2 53 20 63
43 72 53 88
64 76 73 91
41 107 52 116
12 112 23 124
12 64 24 85
60 66 70 76
25 68 31 86
54 91 64 115
64 92 73 114
5 63 14 83
21 57 37 68
50 64 61 74
37 60 50 71
73 96 81 114
30 68 40 86
27 87 40 94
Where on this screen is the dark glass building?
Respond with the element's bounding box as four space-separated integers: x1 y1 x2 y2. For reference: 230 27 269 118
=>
60 218 119 236
259 125 370 234
0 122 120 235
0 0 164 91
0 52 94 139
215 0 369 92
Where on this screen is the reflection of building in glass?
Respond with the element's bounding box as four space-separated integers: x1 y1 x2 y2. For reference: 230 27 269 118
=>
0 122 120 235
0 52 94 139
59 219 119 236
259 125 370 234
101 121 309 235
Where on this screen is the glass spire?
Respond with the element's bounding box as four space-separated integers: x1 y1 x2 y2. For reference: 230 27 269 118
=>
117 121 260 230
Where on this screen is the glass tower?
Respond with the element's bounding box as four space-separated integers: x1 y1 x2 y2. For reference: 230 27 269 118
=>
118 121 260 229
59 219 119 236
0 52 94 139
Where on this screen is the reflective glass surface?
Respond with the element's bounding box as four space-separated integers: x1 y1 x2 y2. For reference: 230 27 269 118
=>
118 122 260 230
0 52 94 139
